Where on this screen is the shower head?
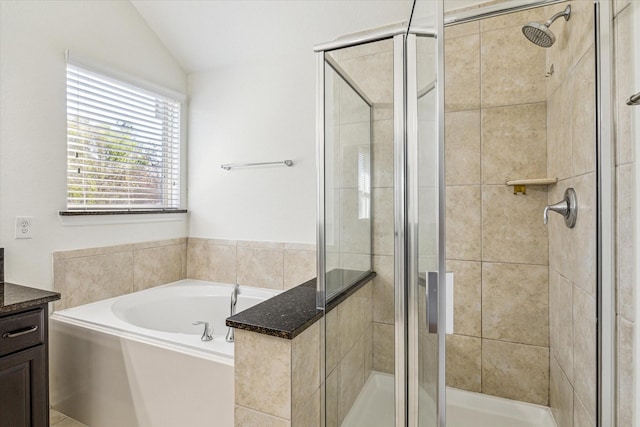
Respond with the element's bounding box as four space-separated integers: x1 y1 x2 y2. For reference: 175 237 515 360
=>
522 4 571 48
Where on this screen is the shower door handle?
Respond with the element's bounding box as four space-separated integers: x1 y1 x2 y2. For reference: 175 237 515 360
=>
427 272 438 334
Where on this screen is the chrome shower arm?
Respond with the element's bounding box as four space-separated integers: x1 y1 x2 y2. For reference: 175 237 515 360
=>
544 5 571 27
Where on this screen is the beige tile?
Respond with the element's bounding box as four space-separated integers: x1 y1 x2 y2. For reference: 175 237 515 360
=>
568 0 595 69
616 164 635 321
445 21 479 39
64 251 134 308
614 5 634 165
373 104 393 121
325 368 339 427
325 308 339 376
340 188 371 254
187 239 237 283
372 119 394 188
338 335 365 412
445 110 481 186
237 246 284 290
52 417 88 427
133 244 184 291
446 260 481 337
284 249 316 290
339 51 394 105
130 238 186 251
571 47 597 177
292 388 320 427
292 323 320 418
53 259 66 312
545 3 572 97
50 409 68 425
237 240 284 249
482 185 548 265
235 329 291 419
614 0 631 16
574 393 596 427
373 255 394 324
373 187 394 256
617 316 635 427
284 243 315 251
549 270 574 382
547 78 572 181
418 187 438 260
235 405 290 427
550 355 574 427
548 179 575 281
481 103 547 184
572 286 596 421
337 283 372 359
482 262 549 346
445 334 481 392
571 172 596 295
338 77 371 125
363 324 373 378
482 339 549 405
338 366 364 424
480 6 545 33
329 38 393 65
52 242 134 260
481 26 546 108
373 322 394 374
445 34 480 112
446 185 482 261
339 143 368 190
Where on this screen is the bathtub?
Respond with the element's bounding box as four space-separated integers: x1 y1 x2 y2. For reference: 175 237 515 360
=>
49 279 279 427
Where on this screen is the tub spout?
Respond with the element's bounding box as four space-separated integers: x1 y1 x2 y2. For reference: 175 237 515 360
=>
225 284 239 342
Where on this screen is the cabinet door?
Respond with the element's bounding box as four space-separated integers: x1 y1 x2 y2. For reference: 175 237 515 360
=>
0 345 47 427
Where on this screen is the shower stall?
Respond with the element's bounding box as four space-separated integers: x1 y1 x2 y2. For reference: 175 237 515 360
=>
316 0 612 426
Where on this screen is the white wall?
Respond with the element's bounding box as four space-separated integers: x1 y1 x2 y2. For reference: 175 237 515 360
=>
188 49 317 244
0 1 188 289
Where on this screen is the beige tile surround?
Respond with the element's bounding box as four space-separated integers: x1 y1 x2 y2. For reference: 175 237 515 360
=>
234 281 373 427
444 7 550 405
53 238 316 311
53 238 187 311
187 238 316 291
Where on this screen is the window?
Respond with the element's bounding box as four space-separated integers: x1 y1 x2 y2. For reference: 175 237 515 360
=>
66 61 182 211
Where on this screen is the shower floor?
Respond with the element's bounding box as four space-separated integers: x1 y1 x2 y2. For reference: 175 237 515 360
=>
341 372 557 427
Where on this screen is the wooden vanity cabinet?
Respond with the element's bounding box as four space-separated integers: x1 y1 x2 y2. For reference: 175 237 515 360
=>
0 304 49 427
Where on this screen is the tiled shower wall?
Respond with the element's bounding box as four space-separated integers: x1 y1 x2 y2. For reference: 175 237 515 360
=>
444 7 551 405
53 238 316 311
613 0 636 425
545 1 598 426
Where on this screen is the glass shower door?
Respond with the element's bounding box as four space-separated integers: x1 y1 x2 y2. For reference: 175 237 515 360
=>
406 26 444 427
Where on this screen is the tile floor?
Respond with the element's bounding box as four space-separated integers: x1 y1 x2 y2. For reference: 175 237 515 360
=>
50 409 88 427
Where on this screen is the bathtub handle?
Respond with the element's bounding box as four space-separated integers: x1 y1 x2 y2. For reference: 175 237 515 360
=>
193 321 214 341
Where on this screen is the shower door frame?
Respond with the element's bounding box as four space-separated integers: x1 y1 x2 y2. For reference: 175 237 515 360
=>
315 24 444 427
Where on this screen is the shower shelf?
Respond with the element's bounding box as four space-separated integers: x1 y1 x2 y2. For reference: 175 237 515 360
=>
505 178 558 186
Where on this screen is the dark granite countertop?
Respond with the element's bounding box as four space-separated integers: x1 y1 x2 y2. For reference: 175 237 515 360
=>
0 282 61 315
226 270 376 340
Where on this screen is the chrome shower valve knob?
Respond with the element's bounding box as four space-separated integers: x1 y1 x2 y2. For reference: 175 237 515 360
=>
543 187 577 228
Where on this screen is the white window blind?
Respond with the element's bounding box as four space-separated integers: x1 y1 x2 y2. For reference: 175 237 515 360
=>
66 63 181 210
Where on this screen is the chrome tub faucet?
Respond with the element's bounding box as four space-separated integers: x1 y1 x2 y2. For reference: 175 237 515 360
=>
225 284 239 342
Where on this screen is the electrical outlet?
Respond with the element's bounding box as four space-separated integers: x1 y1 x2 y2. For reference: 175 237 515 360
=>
15 216 33 239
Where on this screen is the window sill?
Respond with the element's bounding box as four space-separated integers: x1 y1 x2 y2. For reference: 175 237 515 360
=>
58 209 188 226
59 209 188 216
